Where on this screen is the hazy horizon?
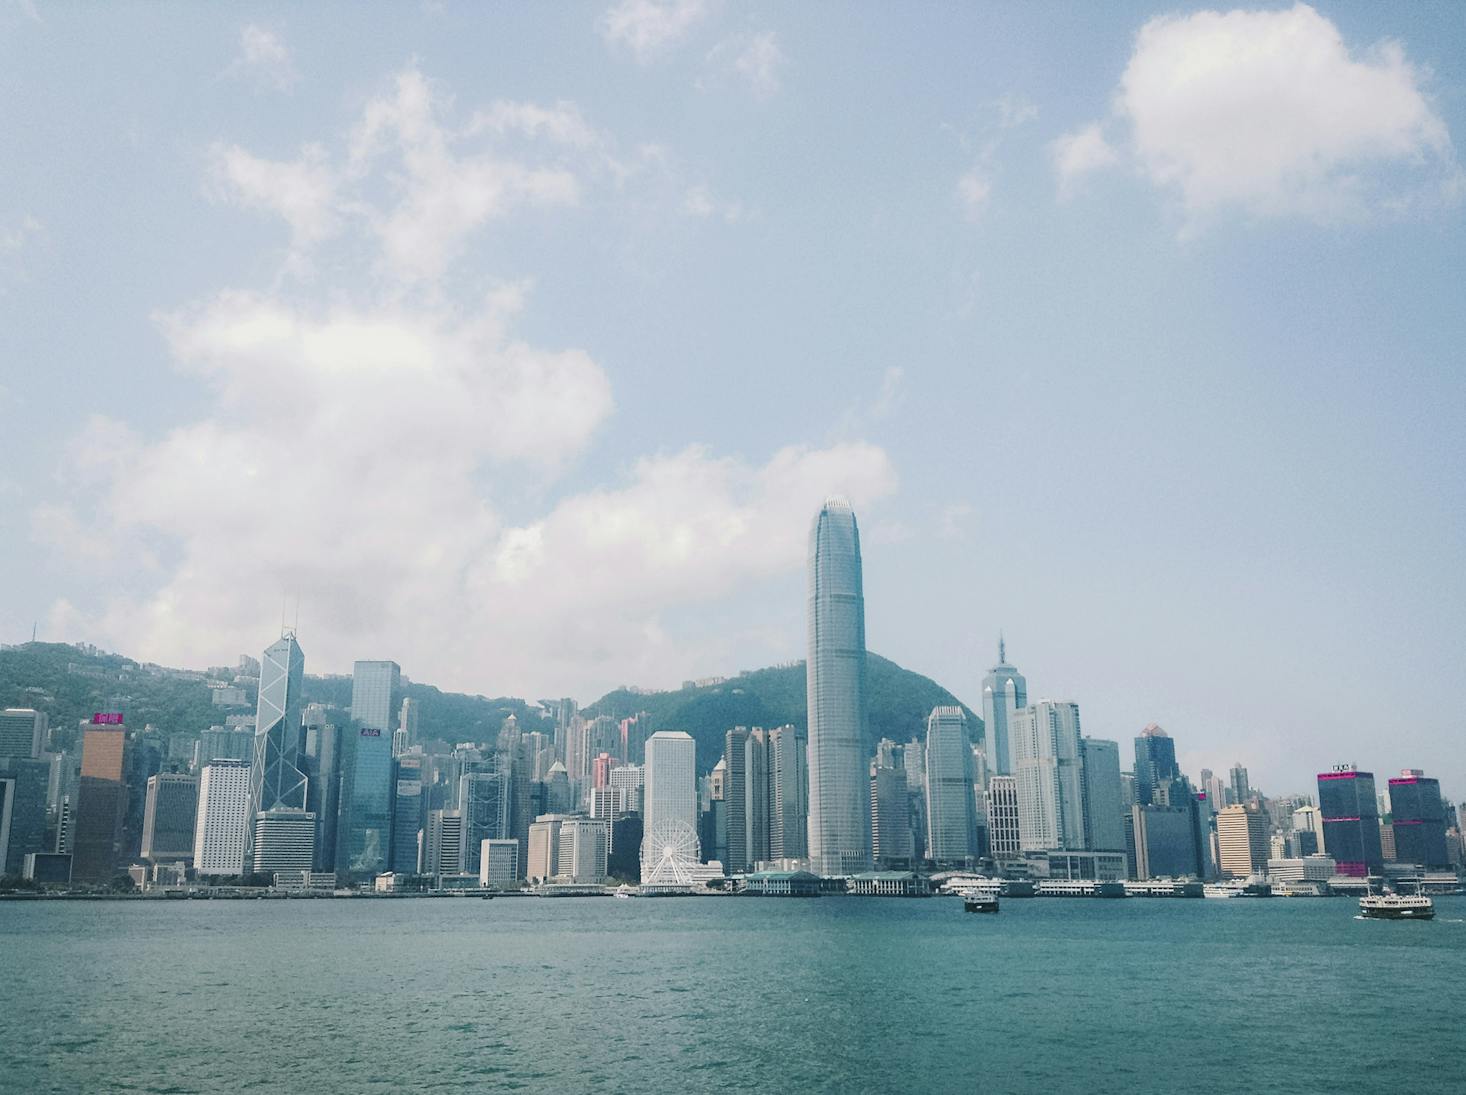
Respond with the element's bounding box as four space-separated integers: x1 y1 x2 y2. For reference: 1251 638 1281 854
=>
2 2 1463 796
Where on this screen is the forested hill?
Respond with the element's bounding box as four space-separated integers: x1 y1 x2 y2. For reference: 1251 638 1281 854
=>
585 654 981 773
1 642 978 773
0 642 550 754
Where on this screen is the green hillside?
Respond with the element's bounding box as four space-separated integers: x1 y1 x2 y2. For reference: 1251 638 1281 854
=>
585 654 982 773
0 642 550 752
1 642 979 774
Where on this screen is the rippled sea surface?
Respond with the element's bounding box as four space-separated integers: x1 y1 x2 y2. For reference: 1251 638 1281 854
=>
3 894 1465 1094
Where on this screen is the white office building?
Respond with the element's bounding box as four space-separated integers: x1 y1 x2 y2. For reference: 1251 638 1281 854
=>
642 732 701 884
557 817 609 883
194 760 253 876
479 838 520 888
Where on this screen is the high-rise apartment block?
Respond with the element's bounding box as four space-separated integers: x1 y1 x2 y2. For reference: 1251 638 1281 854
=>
1011 701 1086 852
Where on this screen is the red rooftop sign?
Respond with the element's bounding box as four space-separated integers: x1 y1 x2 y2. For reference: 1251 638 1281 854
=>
91 712 124 725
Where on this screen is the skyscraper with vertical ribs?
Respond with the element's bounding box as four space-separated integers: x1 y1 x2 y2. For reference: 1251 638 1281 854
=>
806 497 871 875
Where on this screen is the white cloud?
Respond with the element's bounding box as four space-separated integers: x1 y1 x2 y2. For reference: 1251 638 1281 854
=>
1050 123 1119 198
209 143 340 260
938 502 975 541
474 442 896 687
704 30 785 99
600 0 711 63
0 214 42 290
40 64 898 699
957 169 991 221
681 183 745 222
226 25 297 92
208 66 593 283
947 93 1038 222
1062 4 1461 225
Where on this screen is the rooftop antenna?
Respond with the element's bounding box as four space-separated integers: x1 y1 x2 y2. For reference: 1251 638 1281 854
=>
998 632 1006 665
293 593 300 635
280 595 288 637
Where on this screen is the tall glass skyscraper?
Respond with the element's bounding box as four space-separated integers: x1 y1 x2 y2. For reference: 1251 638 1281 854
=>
1133 724 1180 806
251 635 307 813
351 661 401 732
337 725 394 879
981 638 1026 776
1388 770 1448 869
924 706 977 863
806 497 871 876
249 632 311 872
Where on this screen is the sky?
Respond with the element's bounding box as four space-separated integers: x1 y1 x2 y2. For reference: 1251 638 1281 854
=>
1 2 1463 796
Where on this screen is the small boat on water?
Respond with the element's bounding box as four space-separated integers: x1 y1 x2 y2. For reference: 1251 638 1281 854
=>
964 893 999 914
614 885 637 899
1360 879 1434 921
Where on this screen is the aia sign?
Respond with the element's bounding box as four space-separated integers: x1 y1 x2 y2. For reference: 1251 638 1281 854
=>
91 712 124 725
360 728 381 737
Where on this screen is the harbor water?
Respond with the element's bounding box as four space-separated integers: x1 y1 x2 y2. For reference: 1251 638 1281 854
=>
3 894 1464 1093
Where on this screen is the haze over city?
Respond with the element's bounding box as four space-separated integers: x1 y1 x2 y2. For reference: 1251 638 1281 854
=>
2 1 1463 796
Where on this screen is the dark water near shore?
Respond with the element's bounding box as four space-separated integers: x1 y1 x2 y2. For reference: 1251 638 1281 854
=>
3 895 1464 1094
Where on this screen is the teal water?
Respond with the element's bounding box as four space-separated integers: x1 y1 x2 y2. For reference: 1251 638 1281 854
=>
3 895 1464 1094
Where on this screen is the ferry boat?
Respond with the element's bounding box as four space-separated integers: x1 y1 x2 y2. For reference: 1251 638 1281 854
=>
1035 879 1126 898
1204 878 1273 899
963 893 999 914
614 885 637 899
1359 892 1434 920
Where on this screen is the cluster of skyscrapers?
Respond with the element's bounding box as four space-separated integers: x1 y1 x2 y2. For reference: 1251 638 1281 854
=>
1 498 1461 893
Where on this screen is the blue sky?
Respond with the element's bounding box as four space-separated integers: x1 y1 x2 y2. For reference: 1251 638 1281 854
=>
1 2 1462 796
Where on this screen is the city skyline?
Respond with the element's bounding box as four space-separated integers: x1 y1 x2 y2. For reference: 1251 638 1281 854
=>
2 3 1464 799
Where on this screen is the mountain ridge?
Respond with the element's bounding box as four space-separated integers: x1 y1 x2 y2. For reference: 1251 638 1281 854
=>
0 642 981 773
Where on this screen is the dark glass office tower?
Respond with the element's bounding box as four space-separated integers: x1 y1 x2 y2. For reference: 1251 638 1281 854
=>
1133 725 1180 806
1317 766 1383 877
1388 771 1448 869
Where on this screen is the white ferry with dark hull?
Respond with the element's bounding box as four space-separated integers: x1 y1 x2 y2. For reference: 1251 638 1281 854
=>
1359 893 1434 920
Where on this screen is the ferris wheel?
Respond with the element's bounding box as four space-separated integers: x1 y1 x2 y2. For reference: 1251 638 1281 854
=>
640 819 702 885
